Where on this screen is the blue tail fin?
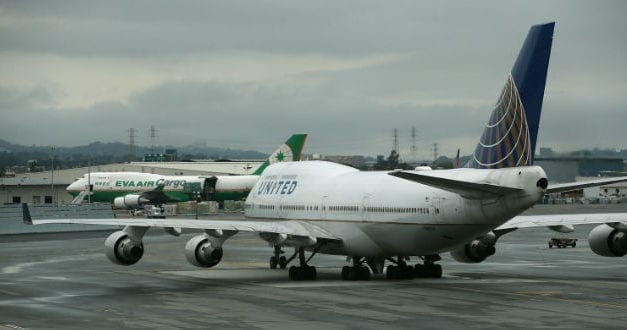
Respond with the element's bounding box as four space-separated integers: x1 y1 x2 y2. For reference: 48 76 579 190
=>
467 22 554 169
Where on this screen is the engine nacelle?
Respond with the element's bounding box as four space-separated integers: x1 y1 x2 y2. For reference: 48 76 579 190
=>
185 234 223 268
104 230 144 265
113 194 148 209
588 224 627 257
450 232 497 263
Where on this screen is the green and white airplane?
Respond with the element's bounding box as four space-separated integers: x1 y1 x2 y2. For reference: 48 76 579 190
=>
67 134 307 208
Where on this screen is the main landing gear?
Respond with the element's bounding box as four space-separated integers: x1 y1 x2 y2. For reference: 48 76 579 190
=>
288 247 317 280
413 255 442 278
386 254 442 280
268 244 322 280
386 256 414 280
269 245 288 269
341 257 371 281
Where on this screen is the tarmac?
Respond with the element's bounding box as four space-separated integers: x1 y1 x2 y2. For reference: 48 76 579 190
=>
1 215 627 329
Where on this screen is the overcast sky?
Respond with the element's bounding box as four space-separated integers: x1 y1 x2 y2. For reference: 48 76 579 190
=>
1 0 625 160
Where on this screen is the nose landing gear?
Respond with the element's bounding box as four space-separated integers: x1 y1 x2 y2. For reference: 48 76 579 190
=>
269 245 288 269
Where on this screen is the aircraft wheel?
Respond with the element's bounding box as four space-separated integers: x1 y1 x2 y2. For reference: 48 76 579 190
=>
386 265 397 280
307 266 317 280
428 264 442 278
279 256 288 269
289 266 316 281
288 266 299 280
414 264 426 278
341 266 351 280
270 256 278 269
358 266 371 280
387 265 411 280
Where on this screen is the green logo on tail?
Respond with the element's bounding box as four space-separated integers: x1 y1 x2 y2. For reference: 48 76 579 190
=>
252 134 307 175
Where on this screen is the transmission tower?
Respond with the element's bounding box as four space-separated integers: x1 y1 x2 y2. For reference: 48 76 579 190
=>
150 125 157 154
129 128 136 163
432 143 439 162
411 126 417 161
393 128 399 152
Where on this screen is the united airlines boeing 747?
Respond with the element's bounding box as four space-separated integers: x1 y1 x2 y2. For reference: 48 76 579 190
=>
23 22 627 281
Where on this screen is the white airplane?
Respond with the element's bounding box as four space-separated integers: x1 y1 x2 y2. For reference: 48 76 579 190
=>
66 134 307 208
22 22 627 281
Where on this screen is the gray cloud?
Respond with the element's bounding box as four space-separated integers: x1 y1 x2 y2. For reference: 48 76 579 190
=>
2 1 623 57
0 0 625 158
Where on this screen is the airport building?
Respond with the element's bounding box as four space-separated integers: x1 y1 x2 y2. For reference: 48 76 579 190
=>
2 156 625 205
0 161 263 205
535 158 627 202
535 157 625 183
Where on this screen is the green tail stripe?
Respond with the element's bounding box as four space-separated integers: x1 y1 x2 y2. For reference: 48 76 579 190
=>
252 134 307 175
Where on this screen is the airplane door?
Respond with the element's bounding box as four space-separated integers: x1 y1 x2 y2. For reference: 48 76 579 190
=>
361 194 371 221
321 196 328 219
203 176 217 201
430 195 442 221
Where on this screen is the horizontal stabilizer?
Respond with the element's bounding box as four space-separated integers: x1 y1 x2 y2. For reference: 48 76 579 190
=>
388 171 522 199
546 176 627 194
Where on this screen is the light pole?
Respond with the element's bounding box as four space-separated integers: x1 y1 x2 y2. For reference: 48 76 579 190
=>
87 161 91 204
50 145 55 205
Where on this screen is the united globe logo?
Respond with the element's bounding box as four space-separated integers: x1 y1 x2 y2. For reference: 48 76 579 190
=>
468 74 532 169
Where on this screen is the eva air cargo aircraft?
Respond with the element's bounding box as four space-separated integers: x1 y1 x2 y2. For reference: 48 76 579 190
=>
66 134 307 209
26 23 627 281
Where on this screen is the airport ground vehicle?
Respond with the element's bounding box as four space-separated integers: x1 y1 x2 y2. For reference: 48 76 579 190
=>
548 238 577 248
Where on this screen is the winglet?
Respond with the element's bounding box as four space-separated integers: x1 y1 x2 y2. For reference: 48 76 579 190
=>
22 203 33 225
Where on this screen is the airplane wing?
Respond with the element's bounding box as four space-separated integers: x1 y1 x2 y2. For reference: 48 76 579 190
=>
22 204 339 240
496 213 627 231
546 177 627 194
388 171 522 199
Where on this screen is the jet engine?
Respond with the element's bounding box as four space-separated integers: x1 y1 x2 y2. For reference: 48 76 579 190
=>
185 234 223 268
113 194 149 209
588 224 627 257
450 232 497 263
104 230 144 265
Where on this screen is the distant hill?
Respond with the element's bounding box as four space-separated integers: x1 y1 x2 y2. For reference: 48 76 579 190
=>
0 139 267 173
